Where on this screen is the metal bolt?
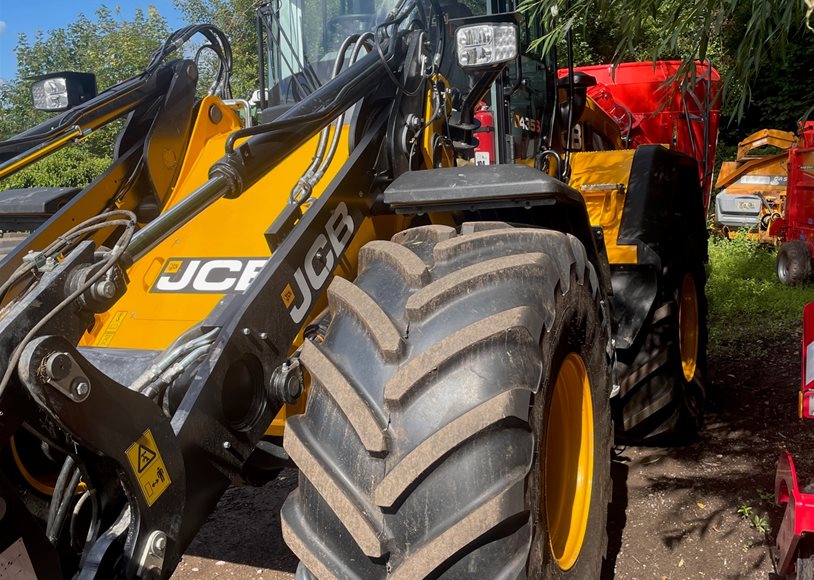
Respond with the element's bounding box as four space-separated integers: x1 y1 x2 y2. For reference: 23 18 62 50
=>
242 328 251 336
71 379 90 401
222 441 231 449
153 535 166 555
209 104 223 124
186 63 198 82
259 332 269 340
93 279 117 300
45 352 72 382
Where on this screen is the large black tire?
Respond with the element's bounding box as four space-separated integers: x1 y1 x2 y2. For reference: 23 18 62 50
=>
613 259 708 443
777 241 812 286
281 223 613 578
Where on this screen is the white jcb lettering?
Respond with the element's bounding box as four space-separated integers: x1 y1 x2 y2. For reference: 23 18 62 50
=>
151 258 269 294
235 259 267 292
192 259 243 292
289 268 312 324
287 202 356 323
155 260 201 291
326 201 354 256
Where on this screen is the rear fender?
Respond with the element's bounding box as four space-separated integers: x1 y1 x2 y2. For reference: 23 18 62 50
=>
619 145 707 270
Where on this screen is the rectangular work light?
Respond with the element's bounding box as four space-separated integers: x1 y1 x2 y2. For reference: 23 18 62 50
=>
456 23 518 69
30 72 97 112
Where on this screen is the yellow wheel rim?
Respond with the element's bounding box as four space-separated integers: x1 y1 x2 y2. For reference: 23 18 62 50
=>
678 274 699 382
544 352 594 570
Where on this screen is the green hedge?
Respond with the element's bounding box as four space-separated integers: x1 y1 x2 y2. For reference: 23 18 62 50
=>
1 146 111 190
707 234 812 353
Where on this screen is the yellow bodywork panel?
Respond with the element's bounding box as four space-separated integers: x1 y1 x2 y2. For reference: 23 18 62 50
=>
736 128 796 160
420 75 455 169
569 150 637 264
78 96 405 436
716 153 789 192
580 99 624 151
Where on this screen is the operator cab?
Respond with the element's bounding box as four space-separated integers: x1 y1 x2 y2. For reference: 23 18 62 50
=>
256 0 536 114
255 0 617 174
257 0 422 111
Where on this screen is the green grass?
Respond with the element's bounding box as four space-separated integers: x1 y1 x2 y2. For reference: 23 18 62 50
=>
706 235 812 354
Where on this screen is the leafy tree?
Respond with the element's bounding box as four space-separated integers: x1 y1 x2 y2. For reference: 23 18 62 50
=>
521 0 813 119
717 4 814 139
0 6 170 187
172 0 262 99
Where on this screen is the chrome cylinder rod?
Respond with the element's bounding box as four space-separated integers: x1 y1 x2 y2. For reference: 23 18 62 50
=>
123 175 229 264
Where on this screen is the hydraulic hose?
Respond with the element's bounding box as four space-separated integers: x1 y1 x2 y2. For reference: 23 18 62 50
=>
214 41 396 195
291 32 375 204
131 328 219 394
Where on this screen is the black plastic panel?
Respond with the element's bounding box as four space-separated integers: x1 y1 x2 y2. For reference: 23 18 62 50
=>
384 164 581 212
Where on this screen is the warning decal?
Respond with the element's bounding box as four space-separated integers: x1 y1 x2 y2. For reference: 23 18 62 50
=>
0 538 37 580
125 429 171 506
137 445 156 472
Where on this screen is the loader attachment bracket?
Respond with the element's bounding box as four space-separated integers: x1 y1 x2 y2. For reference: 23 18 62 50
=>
18 335 186 578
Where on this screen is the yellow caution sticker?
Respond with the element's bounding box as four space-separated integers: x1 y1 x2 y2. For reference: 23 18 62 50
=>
125 429 171 506
98 310 128 347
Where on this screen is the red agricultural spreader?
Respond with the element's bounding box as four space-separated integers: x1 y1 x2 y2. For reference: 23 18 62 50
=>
776 302 814 575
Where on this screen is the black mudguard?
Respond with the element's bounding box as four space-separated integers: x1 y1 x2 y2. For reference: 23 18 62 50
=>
612 145 707 347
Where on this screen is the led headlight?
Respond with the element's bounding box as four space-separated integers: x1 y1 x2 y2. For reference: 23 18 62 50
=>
29 72 97 112
31 77 69 111
456 23 518 69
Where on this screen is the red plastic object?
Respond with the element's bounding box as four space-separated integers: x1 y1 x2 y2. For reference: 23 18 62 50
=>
802 303 814 418
775 304 814 574
801 121 814 149
559 61 721 208
473 102 495 166
776 450 814 574
780 146 814 263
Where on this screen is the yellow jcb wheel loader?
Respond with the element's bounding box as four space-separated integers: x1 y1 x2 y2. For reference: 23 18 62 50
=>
0 0 717 577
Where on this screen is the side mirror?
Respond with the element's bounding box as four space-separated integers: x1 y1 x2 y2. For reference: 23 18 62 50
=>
30 72 97 112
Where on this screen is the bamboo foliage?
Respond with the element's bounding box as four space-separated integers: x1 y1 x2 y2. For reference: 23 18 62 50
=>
519 0 811 118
